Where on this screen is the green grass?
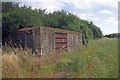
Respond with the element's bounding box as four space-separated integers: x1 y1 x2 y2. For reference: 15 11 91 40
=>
2 38 118 78
58 38 118 78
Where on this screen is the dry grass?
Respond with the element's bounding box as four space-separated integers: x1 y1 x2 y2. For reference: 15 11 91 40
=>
2 38 118 78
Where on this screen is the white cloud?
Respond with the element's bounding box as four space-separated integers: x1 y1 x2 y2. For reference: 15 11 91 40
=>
9 0 119 10
67 0 95 10
91 0 118 9
100 9 113 15
63 0 119 10
94 17 118 35
104 17 118 26
18 0 119 13
78 13 100 21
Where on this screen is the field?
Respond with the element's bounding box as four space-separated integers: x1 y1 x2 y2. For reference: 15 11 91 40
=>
2 38 118 78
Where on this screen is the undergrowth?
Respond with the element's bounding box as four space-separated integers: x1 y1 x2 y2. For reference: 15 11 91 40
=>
2 38 118 78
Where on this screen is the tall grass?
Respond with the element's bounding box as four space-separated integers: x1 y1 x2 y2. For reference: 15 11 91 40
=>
2 38 118 78
56 38 118 78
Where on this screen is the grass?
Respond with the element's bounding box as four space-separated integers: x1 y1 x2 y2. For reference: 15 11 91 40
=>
2 38 118 78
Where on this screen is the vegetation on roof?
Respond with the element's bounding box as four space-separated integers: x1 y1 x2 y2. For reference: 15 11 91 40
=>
2 2 103 45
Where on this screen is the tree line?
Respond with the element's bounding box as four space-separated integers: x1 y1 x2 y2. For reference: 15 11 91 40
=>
104 33 120 38
2 2 103 45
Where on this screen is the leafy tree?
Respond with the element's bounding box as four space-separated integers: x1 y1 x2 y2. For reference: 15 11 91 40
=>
88 21 103 39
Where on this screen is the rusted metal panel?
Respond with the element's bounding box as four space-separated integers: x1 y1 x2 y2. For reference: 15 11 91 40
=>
55 43 67 48
55 39 67 43
55 32 67 51
55 33 67 39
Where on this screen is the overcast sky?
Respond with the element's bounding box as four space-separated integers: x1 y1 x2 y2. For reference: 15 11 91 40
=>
3 0 119 35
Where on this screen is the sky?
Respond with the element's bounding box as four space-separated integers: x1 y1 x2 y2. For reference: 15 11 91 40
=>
3 0 119 35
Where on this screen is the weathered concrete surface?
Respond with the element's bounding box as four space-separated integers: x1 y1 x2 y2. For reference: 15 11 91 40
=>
13 26 83 55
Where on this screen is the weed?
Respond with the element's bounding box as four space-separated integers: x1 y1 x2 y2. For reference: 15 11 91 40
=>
2 38 118 78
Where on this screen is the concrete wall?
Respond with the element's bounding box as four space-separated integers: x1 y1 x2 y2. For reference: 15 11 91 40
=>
40 27 55 55
14 27 83 55
67 33 82 51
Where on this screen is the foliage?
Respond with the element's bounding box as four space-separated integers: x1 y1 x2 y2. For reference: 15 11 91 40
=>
2 2 103 45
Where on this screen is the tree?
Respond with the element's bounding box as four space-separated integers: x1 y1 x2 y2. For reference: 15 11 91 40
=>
2 2 103 45
104 33 120 38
